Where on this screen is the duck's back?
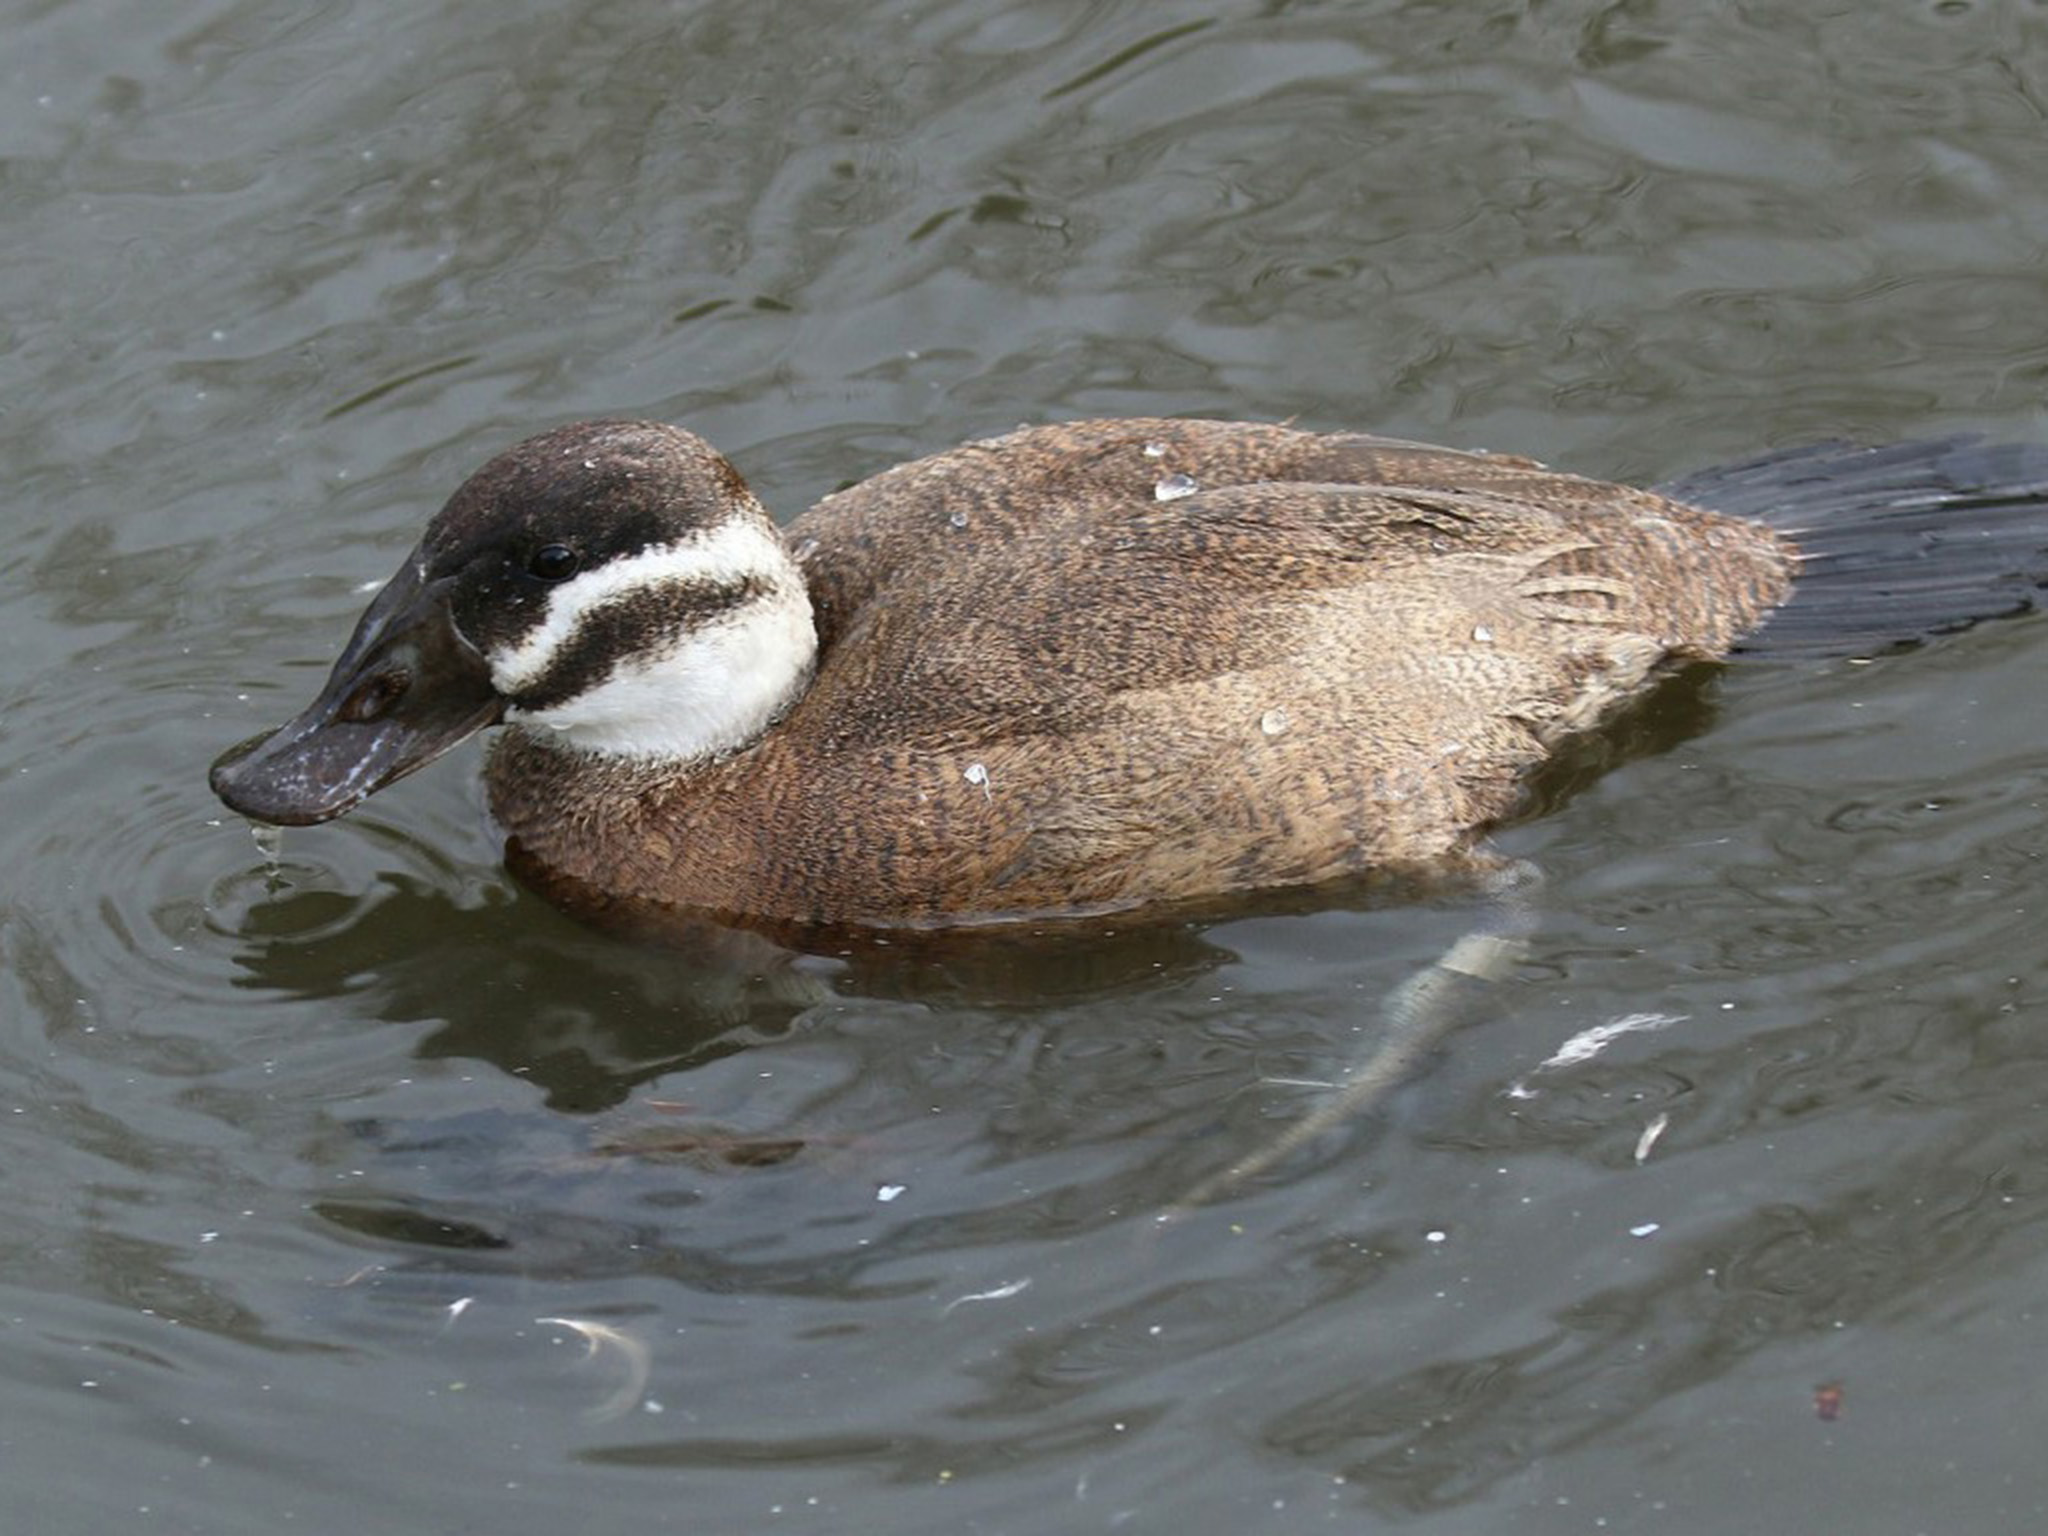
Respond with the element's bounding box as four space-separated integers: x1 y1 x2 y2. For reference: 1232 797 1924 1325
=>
494 419 1794 928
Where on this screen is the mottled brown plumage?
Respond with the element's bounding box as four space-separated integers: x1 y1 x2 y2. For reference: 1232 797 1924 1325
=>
476 418 1794 929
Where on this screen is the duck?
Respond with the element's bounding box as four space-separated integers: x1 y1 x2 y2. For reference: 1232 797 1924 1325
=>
210 416 2048 937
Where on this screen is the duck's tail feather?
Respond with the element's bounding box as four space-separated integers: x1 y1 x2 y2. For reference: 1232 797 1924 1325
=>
1658 437 2048 659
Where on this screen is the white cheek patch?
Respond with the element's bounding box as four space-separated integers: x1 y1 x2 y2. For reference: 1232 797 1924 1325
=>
489 517 792 695
491 518 818 763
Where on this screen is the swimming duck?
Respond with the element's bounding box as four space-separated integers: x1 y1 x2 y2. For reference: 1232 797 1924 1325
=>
210 417 2047 935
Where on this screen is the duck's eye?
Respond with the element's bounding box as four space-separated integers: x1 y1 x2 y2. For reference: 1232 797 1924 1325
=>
527 543 580 582
339 669 410 724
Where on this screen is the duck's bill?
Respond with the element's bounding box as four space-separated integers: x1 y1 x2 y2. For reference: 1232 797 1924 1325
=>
209 561 504 827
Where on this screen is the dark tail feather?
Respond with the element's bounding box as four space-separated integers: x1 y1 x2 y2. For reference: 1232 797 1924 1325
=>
1658 437 2048 659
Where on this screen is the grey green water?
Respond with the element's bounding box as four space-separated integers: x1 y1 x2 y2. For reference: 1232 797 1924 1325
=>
7 1 2048 1530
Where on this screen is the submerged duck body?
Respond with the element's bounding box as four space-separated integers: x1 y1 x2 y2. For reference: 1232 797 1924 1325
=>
213 416 1815 931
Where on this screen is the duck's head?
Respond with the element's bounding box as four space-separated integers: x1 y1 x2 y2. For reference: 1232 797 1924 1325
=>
210 420 816 826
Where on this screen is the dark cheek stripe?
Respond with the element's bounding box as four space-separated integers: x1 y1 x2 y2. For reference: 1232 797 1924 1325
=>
507 575 772 711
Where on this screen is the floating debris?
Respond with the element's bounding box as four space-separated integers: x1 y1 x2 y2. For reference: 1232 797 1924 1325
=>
941 1278 1031 1316
537 1316 651 1422
1259 1074 1341 1090
963 761 992 800
1536 1012 1685 1071
1634 1111 1671 1164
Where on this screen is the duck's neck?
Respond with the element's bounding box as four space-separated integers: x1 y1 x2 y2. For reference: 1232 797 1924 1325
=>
494 519 818 764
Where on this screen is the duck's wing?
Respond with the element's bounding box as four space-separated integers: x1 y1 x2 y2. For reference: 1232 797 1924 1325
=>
789 418 1794 740
789 417 1540 648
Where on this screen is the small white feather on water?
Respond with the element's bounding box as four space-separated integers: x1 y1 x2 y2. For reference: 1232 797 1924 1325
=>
1506 1012 1686 1099
1634 1111 1671 1164
1538 1011 1685 1070
941 1278 1031 1316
